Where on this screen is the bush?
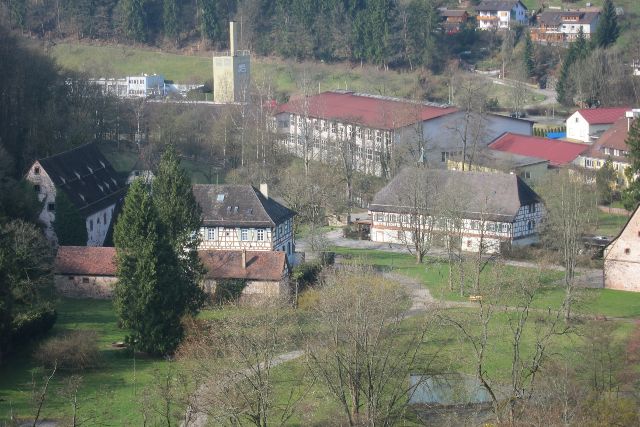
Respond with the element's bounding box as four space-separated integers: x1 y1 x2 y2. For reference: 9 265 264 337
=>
213 279 247 304
34 330 102 371
292 262 323 292
11 305 57 344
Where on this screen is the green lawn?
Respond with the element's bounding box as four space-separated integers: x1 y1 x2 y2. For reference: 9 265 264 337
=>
596 210 629 237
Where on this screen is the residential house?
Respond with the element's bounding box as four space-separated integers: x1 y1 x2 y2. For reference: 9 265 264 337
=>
25 143 127 246
439 9 469 34
476 0 528 30
566 107 629 143
447 148 549 184
274 90 533 177
603 206 640 292
192 184 296 262
488 132 588 168
200 250 290 304
54 246 118 299
577 112 639 184
531 10 600 44
369 168 544 254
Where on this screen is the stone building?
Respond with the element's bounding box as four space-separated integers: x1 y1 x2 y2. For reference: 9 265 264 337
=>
604 206 640 292
54 246 118 299
192 183 296 262
369 168 544 254
25 143 126 246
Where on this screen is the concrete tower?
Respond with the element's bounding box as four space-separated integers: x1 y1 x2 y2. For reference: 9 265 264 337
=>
213 21 251 103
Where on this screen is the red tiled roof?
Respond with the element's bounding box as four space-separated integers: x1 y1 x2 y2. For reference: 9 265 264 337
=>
576 107 629 125
55 246 117 276
199 250 287 282
488 132 588 166
585 117 634 160
276 91 458 130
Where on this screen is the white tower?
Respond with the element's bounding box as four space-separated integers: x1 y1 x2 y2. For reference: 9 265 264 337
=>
213 21 251 103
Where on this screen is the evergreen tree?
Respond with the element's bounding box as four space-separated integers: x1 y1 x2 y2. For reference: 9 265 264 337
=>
113 180 187 355
622 118 640 210
120 0 147 42
596 159 616 205
556 28 589 106
152 145 205 315
523 31 534 78
593 0 619 48
52 190 88 246
200 0 222 43
163 0 179 44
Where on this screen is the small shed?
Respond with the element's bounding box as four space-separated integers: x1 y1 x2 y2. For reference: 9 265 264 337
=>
54 246 118 299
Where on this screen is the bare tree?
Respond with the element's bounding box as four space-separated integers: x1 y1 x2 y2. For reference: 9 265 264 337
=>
450 75 489 170
306 266 437 426
31 362 56 427
538 171 597 321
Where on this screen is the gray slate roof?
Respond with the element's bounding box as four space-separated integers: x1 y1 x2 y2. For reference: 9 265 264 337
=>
476 0 526 12
369 168 540 222
38 143 126 216
193 184 295 227
537 11 599 26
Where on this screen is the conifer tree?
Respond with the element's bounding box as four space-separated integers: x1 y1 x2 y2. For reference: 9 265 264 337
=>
556 28 589 106
523 31 534 78
593 0 619 48
152 145 205 315
120 0 147 42
622 119 640 210
163 0 179 44
113 180 187 355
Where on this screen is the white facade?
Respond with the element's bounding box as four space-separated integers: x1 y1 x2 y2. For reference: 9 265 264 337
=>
566 111 611 143
604 207 640 292
198 217 295 259
369 202 543 254
477 2 527 30
127 74 166 97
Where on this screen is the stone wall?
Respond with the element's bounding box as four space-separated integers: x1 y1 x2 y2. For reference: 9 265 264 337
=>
203 278 290 305
54 274 116 299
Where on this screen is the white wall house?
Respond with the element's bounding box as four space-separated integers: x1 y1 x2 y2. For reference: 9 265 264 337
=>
192 183 296 262
604 206 640 292
91 74 166 98
532 10 599 44
369 168 544 254
275 91 532 178
566 107 629 143
25 144 126 247
476 0 528 30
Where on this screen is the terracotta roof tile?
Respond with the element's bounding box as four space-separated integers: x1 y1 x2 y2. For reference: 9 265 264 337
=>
576 107 629 125
199 250 287 282
277 91 458 130
489 132 588 166
55 246 117 276
585 117 635 159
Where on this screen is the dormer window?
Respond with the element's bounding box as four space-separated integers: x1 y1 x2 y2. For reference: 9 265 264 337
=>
111 178 117 185
60 177 66 184
227 206 232 213
87 166 93 173
74 171 81 179
79 194 85 202
233 206 239 213
99 161 106 168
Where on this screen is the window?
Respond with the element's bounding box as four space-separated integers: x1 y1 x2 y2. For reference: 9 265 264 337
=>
34 167 40 175
104 212 107 223
34 184 41 193
47 203 55 212
82 277 90 284
501 223 509 233
625 248 630 255
531 203 536 213
487 222 496 232
376 213 384 222
97 217 101 225
68 276 74 281
575 117 579 123
241 228 248 241
90 220 93 231
207 228 216 240
397 230 403 240
257 229 264 241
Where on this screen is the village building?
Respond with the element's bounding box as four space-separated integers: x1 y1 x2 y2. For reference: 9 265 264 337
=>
447 148 549 184
488 132 588 168
476 0 528 31
199 250 290 304
566 107 629 143
603 206 640 292
577 112 639 185
25 143 127 246
531 10 600 44
54 246 118 299
369 168 544 254
92 74 167 98
192 183 296 262
439 9 469 34
274 90 532 177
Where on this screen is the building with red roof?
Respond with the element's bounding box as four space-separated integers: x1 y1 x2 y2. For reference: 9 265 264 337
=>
566 107 629 143
54 246 118 299
578 113 639 185
488 132 588 167
274 90 533 177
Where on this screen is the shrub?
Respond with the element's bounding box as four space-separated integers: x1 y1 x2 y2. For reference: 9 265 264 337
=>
213 279 247 304
34 330 102 371
292 262 323 292
11 305 57 344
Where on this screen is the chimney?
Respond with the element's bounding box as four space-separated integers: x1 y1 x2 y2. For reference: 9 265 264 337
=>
229 21 237 56
260 183 269 199
241 249 247 269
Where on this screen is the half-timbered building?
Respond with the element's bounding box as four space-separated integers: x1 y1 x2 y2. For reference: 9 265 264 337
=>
369 168 544 253
192 184 296 262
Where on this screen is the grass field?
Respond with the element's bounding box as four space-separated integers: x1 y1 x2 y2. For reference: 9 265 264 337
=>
596 210 630 237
